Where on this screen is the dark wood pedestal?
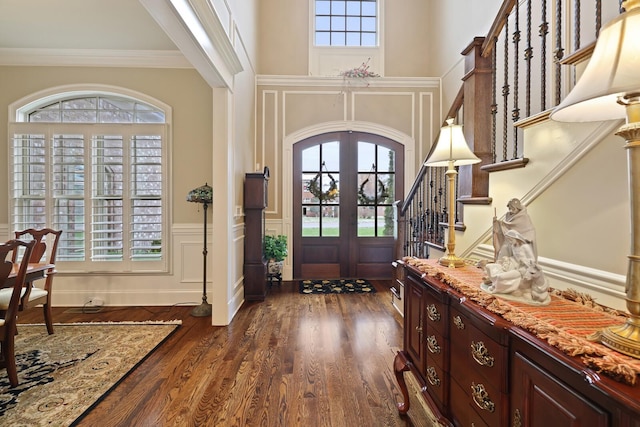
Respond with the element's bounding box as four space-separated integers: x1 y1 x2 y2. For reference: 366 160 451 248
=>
243 168 269 301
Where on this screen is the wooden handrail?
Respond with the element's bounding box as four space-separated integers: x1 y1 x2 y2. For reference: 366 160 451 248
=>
481 0 517 57
445 85 465 125
400 85 464 215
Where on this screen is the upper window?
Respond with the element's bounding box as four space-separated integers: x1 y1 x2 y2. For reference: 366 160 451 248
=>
314 0 377 46
27 96 166 124
9 93 169 273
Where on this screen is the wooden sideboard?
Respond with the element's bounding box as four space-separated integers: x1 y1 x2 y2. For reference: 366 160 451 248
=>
393 262 640 427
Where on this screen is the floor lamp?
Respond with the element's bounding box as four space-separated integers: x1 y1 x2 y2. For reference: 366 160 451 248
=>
551 0 640 358
187 183 213 317
424 118 480 268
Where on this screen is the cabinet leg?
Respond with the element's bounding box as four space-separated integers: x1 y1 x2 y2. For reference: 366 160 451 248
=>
393 350 412 415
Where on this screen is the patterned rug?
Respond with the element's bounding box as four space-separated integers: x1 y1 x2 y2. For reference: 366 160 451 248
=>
299 279 376 294
0 321 180 426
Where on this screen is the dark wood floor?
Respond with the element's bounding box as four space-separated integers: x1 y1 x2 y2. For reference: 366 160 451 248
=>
17 280 433 427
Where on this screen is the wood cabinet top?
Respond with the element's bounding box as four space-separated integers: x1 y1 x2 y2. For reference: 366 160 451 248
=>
404 258 640 411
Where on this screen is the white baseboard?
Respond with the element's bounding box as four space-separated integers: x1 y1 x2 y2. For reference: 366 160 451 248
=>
470 244 627 311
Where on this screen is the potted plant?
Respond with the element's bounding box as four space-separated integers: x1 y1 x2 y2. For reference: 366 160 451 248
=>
264 234 288 276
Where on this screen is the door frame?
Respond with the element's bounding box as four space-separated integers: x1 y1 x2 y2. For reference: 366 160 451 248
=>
280 121 414 280
292 131 404 279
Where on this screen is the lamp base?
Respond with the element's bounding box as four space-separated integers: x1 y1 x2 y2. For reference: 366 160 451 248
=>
191 300 212 317
589 317 640 359
438 254 467 269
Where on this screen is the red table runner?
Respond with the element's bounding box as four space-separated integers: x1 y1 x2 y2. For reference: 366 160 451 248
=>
405 257 640 385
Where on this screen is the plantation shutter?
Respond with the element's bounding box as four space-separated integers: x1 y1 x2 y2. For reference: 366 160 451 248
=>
130 135 163 260
11 133 47 230
92 134 124 261
53 134 86 261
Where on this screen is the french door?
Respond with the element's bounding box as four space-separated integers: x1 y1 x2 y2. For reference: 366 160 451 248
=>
293 131 404 279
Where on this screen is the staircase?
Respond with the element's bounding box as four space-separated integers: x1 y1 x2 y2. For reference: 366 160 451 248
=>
399 0 629 311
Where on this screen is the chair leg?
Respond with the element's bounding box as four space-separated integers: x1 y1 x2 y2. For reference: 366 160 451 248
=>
3 333 18 387
43 303 54 335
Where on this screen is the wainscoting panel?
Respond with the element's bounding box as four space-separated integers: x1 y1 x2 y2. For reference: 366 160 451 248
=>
15 223 237 311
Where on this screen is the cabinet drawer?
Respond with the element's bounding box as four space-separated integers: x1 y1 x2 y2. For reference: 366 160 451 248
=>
451 349 504 427
450 378 490 427
424 293 447 335
450 307 507 392
449 306 469 345
425 329 445 369
467 323 506 387
393 259 406 281
425 355 446 406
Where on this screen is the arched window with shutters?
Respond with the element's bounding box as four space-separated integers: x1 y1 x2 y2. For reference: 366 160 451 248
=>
8 90 170 273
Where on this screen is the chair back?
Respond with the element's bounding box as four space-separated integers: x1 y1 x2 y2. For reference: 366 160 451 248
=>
0 240 35 321
13 228 62 266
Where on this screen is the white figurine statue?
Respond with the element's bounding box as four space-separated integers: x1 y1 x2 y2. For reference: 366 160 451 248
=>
481 199 550 305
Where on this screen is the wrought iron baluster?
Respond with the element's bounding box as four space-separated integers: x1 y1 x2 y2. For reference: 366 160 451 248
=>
574 0 581 52
554 0 564 106
436 172 445 247
595 0 602 37
502 18 510 162
540 0 549 111
419 182 426 257
525 0 533 118
512 4 521 160
491 38 498 164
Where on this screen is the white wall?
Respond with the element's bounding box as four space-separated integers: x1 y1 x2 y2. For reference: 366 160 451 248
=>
425 0 502 118
0 1 259 326
458 118 629 310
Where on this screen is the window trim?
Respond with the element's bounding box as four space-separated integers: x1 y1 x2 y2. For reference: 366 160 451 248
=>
308 0 385 77
8 85 173 274
313 0 379 47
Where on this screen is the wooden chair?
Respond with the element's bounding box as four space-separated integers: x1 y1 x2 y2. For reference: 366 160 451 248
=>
12 229 62 335
0 239 35 387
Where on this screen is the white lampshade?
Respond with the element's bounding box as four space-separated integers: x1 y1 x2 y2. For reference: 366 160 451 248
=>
551 3 640 122
425 119 481 167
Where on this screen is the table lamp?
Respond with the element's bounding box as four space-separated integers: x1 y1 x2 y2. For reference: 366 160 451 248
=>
424 118 480 268
551 0 640 358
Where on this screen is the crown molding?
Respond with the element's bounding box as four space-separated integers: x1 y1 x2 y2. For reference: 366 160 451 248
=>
0 48 191 68
257 75 440 88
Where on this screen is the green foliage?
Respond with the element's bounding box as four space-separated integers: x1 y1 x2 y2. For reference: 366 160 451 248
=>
264 234 288 261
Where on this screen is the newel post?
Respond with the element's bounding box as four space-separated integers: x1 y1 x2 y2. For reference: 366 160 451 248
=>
458 37 493 212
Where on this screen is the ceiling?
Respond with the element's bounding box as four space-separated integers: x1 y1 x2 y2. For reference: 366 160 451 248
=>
0 0 177 51
0 0 244 87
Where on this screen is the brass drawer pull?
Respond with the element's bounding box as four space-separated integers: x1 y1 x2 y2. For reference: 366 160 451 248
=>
427 335 441 354
453 315 465 330
426 366 440 386
415 325 423 333
471 383 495 412
513 409 522 427
471 341 495 367
427 304 441 322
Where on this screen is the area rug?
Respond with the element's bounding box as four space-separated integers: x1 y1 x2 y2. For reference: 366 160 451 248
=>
299 279 376 294
0 321 181 426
